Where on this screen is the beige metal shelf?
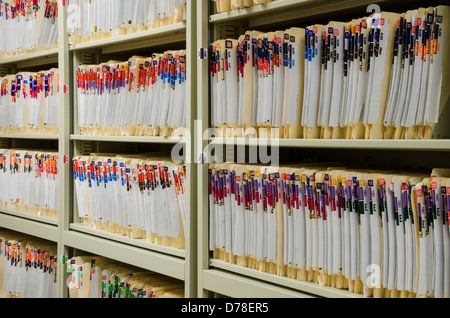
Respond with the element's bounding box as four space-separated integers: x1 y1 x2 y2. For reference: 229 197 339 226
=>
70 223 185 258
0 208 59 242
70 23 187 54
209 0 402 27
70 134 185 144
0 48 58 68
209 137 450 151
209 259 363 298
0 207 58 226
63 230 186 281
203 268 313 298
0 134 60 141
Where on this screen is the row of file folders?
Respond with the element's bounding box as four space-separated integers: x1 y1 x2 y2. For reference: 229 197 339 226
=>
210 5 450 140
0 0 58 56
0 229 184 298
209 164 450 298
0 230 57 298
0 68 59 135
67 0 186 44
66 256 184 298
0 149 59 219
73 154 186 249
76 52 186 137
0 0 187 55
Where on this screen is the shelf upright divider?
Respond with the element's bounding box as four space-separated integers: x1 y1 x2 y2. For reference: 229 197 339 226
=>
197 0 211 298
185 0 199 298
57 0 71 298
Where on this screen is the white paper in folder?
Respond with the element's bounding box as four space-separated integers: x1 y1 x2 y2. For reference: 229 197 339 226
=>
73 155 186 247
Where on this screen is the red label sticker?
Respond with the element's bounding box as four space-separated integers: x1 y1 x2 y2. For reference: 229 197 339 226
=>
447 187 450 195
334 29 339 36
402 183 409 191
347 180 352 187
236 176 241 182
417 18 422 26
379 179 385 186
380 18 385 26
313 26 318 34
432 182 437 190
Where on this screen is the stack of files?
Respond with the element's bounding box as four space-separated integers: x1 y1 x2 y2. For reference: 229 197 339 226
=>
208 163 450 298
66 255 184 298
213 0 278 13
73 153 186 249
209 5 450 140
67 0 186 45
0 69 59 135
76 52 186 137
0 0 58 57
0 229 57 298
0 149 59 219
210 28 305 139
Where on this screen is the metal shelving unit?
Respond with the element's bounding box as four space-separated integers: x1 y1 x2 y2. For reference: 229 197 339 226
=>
0 0 197 299
197 0 450 299
1 0 449 299
66 1 198 298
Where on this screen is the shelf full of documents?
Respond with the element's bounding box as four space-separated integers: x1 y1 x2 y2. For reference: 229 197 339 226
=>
67 0 186 45
0 149 59 219
76 52 186 137
73 154 186 249
209 5 450 140
0 229 57 298
209 163 450 298
66 255 184 298
0 0 58 57
0 69 59 135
